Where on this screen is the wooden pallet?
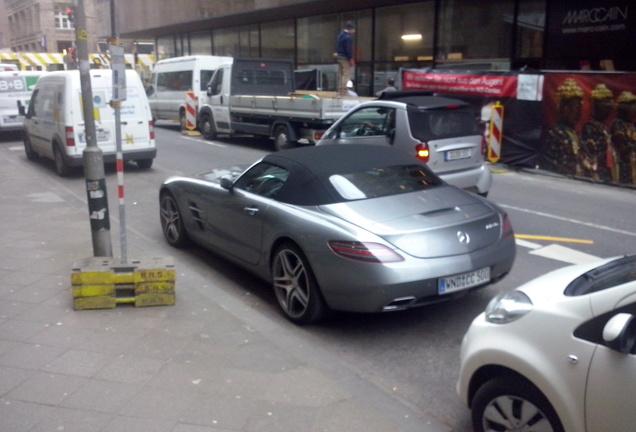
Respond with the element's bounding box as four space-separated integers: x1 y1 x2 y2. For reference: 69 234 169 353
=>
72 257 175 310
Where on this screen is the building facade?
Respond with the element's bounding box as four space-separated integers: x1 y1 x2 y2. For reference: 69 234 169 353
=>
112 0 634 96
5 0 100 55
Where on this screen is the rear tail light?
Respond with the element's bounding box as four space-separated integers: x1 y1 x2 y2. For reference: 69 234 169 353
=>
314 132 323 141
502 213 514 238
65 126 75 147
415 142 430 163
328 241 404 263
481 134 488 156
149 121 155 140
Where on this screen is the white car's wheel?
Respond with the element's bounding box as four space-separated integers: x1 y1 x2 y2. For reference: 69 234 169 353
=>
472 375 564 432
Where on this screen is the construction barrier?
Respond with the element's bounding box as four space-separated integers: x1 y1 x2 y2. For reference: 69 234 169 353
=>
488 101 504 163
72 256 175 310
185 91 197 130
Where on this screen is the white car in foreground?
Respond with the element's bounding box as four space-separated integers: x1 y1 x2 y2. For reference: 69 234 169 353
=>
457 255 636 432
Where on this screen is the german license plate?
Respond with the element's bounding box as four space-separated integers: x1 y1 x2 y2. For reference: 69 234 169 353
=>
445 148 471 161
96 130 110 142
438 267 490 294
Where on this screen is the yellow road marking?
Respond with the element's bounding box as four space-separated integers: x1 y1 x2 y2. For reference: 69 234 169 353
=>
515 234 594 245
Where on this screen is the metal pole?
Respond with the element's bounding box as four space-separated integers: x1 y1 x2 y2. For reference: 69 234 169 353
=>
76 0 113 257
110 0 128 264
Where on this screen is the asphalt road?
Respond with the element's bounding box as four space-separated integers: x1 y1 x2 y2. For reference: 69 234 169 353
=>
3 124 635 431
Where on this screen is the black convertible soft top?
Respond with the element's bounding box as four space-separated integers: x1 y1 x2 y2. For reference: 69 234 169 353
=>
260 144 438 206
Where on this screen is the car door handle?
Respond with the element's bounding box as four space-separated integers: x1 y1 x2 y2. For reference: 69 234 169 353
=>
244 206 259 216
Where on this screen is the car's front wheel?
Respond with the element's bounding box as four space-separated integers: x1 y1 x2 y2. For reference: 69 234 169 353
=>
472 375 564 432
159 192 190 247
272 242 328 324
200 113 217 140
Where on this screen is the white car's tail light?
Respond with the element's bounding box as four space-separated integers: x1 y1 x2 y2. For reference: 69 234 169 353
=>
149 121 155 140
485 291 533 324
328 241 404 263
65 126 75 147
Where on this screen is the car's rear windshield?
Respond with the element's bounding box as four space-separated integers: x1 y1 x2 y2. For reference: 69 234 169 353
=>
408 107 480 141
565 255 636 296
328 164 443 201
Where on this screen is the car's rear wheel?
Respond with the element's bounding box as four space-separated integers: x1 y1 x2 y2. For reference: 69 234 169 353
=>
53 144 71 177
472 375 564 432
159 192 190 247
272 242 328 324
136 158 153 169
24 134 39 161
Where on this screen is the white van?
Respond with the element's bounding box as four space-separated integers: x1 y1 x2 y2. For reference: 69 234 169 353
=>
22 69 156 176
0 70 42 132
146 55 231 128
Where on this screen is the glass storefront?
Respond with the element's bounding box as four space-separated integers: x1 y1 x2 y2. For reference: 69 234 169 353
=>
154 1 546 96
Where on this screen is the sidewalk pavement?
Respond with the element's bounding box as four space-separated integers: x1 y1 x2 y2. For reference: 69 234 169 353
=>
0 150 450 431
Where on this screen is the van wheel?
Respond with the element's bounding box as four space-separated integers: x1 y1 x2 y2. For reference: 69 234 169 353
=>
200 114 217 140
179 110 187 131
53 145 71 177
274 125 297 151
137 159 153 169
24 134 39 161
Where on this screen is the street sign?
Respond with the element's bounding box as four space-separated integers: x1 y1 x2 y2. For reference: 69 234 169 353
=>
110 44 127 101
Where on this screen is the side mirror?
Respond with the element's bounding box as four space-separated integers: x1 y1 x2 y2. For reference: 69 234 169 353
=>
146 85 155 97
17 100 26 116
220 175 234 191
206 84 213 97
603 313 636 354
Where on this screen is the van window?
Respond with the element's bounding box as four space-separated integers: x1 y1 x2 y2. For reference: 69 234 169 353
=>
208 69 224 96
157 71 193 91
31 85 56 120
200 70 216 91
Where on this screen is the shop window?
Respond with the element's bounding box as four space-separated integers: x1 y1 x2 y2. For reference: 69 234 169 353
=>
375 3 434 63
261 20 295 59
437 0 514 64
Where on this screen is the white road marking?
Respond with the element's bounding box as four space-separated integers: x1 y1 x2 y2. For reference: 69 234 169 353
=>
515 238 541 249
528 244 601 265
502 204 636 237
26 192 64 203
8 145 22 151
183 136 226 147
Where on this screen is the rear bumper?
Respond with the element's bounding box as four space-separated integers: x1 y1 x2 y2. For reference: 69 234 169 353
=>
438 163 492 195
65 148 157 167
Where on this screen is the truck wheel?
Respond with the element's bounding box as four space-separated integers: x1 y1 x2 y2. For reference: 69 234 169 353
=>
53 145 71 177
274 126 297 151
200 114 217 140
24 134 39 161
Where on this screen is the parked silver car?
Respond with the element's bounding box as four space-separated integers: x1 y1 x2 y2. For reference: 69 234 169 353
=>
317 92 491 195
159 145 515 324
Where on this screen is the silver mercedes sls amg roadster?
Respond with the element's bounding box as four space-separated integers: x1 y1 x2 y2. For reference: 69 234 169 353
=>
159 145 516 324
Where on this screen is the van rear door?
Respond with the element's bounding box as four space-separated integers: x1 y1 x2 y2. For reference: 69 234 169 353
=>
75 70 154 155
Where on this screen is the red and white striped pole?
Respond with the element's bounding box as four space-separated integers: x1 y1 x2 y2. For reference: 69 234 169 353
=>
488 101 504 163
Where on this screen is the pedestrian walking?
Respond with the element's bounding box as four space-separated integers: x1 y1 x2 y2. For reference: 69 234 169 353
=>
336 21 356 96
